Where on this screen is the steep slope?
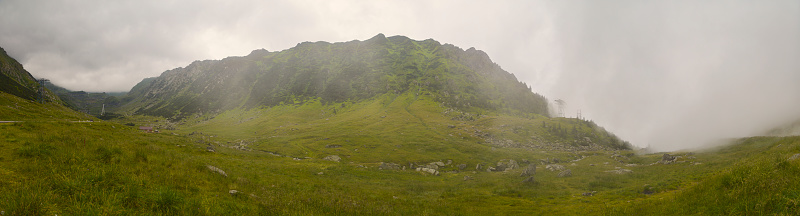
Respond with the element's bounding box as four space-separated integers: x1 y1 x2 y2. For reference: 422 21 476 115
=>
120 34 548 120
0 46 60 103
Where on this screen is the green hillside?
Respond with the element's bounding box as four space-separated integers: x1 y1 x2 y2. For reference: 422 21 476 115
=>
0 47 60 104
118 34 548 120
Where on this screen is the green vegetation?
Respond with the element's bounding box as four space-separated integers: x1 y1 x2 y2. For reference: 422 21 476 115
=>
3 90 799 215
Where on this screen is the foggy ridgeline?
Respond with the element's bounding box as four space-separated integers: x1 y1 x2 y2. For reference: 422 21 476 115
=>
118 34 548 120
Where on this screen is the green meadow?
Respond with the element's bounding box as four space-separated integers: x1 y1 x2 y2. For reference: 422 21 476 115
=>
1 92 799 215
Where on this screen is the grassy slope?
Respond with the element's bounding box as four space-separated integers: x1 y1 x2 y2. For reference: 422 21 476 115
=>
3 90 799 215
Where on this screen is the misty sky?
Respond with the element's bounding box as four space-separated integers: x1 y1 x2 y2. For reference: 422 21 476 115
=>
1 0 799 151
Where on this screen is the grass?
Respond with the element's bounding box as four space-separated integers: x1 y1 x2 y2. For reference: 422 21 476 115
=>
2 92 800 215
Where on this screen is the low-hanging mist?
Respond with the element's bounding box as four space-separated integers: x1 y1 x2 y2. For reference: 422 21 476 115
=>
538 1 800 151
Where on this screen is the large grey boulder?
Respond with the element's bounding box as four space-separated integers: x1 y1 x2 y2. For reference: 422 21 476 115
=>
557 169 572 177
379 162 401 170
659 154 677 164
520 164 536 177
545 164 566 171
323 155 341 162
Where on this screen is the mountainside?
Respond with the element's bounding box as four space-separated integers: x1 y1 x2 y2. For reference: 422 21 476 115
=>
0 46 60 104
119 34 548 120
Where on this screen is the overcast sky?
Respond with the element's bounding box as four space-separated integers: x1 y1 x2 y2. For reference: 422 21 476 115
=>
1 0 798 151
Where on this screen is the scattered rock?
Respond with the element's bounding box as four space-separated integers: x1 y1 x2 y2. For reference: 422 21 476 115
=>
416 167 439 175
520 164 536 177
448 125 456 128
432 161 446 167
582 191 596 196
659 154 677 164
206 145 216 152
317 172 324 175
207 165 227 177
476 163 483 170
323 155 341 162
458 164 467 170
625 164 638 167
486 166 497 172
545 164 566 171
446 160 453 165
557 169 572 177
605 169 633 174
463 175 472 181
229 190 239 195
379 162 401 170
497 159 519 171
325 144 341 148
789 153 800 161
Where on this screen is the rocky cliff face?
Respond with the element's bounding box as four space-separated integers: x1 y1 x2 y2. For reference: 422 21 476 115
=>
121 34 549 119
0 46 60 103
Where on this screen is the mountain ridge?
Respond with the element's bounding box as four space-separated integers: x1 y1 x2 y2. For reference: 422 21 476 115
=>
118 34 549 120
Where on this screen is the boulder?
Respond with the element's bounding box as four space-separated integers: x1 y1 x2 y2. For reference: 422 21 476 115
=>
432 161 446 167
458 164 467 170
323 155 341 162
379 162 401 170
476 163 483 170
789 153 800 161
206 165 228 177
520 164 536 177
659 154 677 164
463 175 472 181
486 166 497 172
557 169 572 177
229 190 239 195
605 169 633 174
496 159 519 171
582 191 596 196
419 167 439 176
545 164 566 171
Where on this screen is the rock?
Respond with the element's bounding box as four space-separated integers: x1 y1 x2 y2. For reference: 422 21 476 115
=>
457 164 467 170
605 169 633 174
317 172 324 175
589 164 595 166
206 145 215 152
323 155 341 162
557 169 572 177
659 154 677 164
545 164 566 171
448 125 456 128
476 163 483 170
379 162 401 170
486 166 497 172
497 159 519 170
520 164 536 177
522 176 535 183
496 164 507 171
207 165 227 177
789 153 800 161
625 164 638 167
419 167 439 175
446 160 453 165
582 191 596 196
432 161 446 167
325 144 341 148
463 175 472 181
229 190 239 195
642 184 655 195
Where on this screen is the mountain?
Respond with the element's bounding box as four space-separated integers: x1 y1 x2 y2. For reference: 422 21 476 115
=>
119 34 548 120
0 46 60 104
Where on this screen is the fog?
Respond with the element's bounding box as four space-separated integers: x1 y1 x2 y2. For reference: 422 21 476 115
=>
1 0 798 151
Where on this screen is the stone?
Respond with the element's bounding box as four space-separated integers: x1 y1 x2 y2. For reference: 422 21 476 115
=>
520 164 536 177
545 164 566 171
463 175 472 181
323 155 341 162
486 166 497 172
582 191 596 196
379 162 401 170
207 165 227 177
229 190 239 195
458 164 467 170
419 167 439 176
659 154 677 164
476 163 483 170
789 153 800 161
605 169 633 174
557 169 572 177
433 161 446 167
446 160 453 165
317 172 324 175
